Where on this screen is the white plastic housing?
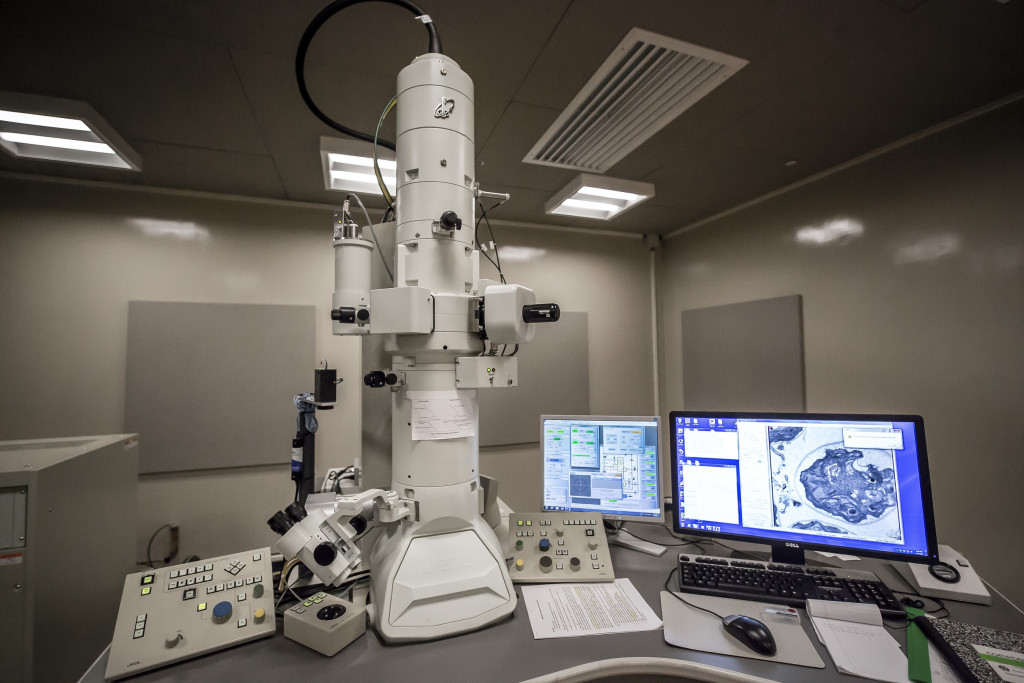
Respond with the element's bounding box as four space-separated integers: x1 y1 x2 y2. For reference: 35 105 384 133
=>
455 356 518 388
368 286 433 334
274 509 362 586
332 237 373 335
484 284 537 344
394 54 478 293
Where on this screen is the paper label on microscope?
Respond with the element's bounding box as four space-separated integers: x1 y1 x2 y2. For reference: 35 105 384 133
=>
408 391 475 440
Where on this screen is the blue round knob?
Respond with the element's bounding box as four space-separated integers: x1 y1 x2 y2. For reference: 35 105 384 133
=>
539 538 551 551
212 601 233 624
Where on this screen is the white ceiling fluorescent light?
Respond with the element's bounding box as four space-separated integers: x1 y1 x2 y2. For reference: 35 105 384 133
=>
545 173 654 220
320 136 396 196
0 90 140 170
525 28 748 173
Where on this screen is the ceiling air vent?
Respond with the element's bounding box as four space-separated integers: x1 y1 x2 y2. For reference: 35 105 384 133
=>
524 28 747 173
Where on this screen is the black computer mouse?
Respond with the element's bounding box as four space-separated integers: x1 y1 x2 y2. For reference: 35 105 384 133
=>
722 614 777 656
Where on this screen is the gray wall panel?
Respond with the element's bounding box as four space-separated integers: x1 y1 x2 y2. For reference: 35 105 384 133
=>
125 301 315 473
681 295 805 412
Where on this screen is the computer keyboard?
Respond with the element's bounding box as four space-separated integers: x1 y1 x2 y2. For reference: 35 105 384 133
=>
677 555 905 618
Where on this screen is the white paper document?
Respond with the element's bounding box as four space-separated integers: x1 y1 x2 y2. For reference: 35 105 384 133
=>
929 641 965 683
806 600 910 683
522 579 662 639
407 390 475 441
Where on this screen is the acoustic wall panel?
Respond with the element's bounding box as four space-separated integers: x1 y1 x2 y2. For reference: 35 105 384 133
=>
681 295 805 412
125 301 315 473
478 312 589 446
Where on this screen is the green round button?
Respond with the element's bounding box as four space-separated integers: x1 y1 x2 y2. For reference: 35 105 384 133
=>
253 584 264 598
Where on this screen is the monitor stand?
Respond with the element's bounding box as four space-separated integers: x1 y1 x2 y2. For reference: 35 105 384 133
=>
606 528 667 557
724 542 830 567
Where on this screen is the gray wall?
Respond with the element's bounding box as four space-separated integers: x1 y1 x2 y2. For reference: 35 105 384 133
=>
0 177 362 562
0 175 656 559
658 99 1024 605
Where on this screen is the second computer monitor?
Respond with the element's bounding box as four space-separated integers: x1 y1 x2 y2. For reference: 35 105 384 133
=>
541 415 663 524
669 411 939 565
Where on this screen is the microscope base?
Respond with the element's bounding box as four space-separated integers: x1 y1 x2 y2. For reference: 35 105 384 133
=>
368 515 516 642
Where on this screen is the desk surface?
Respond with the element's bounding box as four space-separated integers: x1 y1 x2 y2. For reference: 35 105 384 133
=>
126 526 1024 682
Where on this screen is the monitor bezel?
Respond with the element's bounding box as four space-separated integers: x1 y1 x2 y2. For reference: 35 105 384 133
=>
669 411 940 565
540 414 664 525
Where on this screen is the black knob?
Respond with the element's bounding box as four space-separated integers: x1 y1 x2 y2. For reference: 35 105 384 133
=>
522 303 560 323
364 371 387 388
439 211 462 231
356 308 370 321
284 502 307 523
385 373 398 386
317 604 346 621
331 307 356 324
313 542 337 566
266 510 293 536
349 515 368 535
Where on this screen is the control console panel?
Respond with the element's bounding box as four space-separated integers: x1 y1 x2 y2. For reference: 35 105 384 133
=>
508 512 614 583
106 547 275 680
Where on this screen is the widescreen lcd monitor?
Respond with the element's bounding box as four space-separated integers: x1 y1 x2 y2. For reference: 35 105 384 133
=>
541 415 663 524
670 412 938 565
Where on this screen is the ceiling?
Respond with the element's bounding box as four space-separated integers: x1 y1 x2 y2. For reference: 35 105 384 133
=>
1 0 1022 235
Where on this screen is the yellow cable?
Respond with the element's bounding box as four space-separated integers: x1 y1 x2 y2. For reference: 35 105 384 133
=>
372 96 395 206
277 556 302 594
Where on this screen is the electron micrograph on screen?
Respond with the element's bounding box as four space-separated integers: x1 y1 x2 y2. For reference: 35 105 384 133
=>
767 425 904 544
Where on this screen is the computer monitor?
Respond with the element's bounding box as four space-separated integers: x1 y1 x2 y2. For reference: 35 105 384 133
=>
670 411 939 566
541 415 664 525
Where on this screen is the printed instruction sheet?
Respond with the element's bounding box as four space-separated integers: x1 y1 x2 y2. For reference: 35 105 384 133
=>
522 578 662 639
408 390 475 440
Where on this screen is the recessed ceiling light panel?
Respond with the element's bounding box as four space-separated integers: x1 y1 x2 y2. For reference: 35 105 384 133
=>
0 91 140 170
525 28 748 173
545 173 654 220
321 136 396 196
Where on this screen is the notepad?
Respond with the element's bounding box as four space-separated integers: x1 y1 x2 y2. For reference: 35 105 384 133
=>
806 599 910 683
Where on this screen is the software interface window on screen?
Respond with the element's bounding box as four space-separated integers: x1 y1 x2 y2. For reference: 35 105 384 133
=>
673 414 933 559
542 417 661 519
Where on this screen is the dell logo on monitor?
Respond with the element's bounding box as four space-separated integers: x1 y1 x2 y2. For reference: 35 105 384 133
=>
785 542 801 549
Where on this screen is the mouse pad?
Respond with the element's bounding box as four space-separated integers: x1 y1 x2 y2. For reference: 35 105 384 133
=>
660 592 825 668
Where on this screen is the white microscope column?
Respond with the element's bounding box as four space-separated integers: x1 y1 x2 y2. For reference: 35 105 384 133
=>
366 53 516 642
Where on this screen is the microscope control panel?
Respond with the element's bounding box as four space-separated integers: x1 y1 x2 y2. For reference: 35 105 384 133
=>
508 512 614 583
106 548 276 680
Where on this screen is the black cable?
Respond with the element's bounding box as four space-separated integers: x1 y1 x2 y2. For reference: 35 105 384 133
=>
145 523 173 568
664 566 727 620
894 591 950 620
703 538 764 561
619 524 707 549
884 616 911 631
475 201 506 283
296 0 442 147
